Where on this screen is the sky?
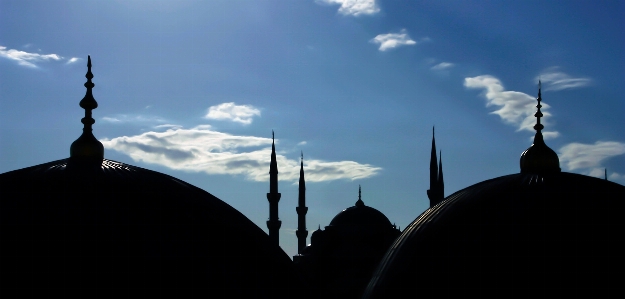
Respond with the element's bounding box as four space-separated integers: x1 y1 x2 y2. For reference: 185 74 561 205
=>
1 0 624 259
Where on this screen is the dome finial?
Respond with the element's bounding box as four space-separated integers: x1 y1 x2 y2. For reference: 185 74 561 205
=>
356 185 364 207
519 81 560 174
70 55 104 162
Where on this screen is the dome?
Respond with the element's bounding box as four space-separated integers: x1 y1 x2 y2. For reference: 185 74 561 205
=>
364 86 625 298
329 205 392 229
328 187 392 233
0 57 301 298
0 158 301 298
364 172 625 298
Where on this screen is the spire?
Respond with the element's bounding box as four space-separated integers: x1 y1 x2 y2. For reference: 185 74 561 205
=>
520 81 561 174
427 127 443 207
438 150 444 198
296 151 308 253
605 168 608 181
355 185 364 207
429 127 438 191
269 130 278 193
266 130 281 246
70 56 104 162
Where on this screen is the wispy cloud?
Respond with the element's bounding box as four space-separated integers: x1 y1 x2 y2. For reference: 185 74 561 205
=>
464 75 559 139
537 67 592 91
316 0 379 16
101 126 381 182
559 141 625 170
100 114 167 124
154 124 183 130
431 62 454 71
0 45 63 68
66 57 81 64
205 102 261 125
559 141 625 183
370 30 426 52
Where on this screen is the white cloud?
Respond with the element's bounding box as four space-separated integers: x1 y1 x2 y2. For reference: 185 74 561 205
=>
608 172 625 183
317 0 379 16
154 124 183 130
431 62 454 70
370 30 422 52
464 75 558 139
297 141 307 146
101 127 381 182
205 102 261 125
537 67 592 91
100 114 167 124
66 57 81 64
0 45 63 68
559 141 625 171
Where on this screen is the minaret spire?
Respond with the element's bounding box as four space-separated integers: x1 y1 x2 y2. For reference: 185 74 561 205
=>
438 150 444 199
296 151 308 253
267 130 282 246
70 55 104 163
427 127 443 207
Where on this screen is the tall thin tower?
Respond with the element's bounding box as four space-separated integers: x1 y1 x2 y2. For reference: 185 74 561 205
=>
296 151 308 253
267 131 281 246
427 127 445 207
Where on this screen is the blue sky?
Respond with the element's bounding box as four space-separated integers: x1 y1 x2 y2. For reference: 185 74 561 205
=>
2 0 624 258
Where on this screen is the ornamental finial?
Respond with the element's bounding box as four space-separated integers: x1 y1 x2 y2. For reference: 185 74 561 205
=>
519 81 560 174
70 56 104 162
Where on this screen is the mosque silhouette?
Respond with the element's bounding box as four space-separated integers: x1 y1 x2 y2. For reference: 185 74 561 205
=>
1 57 624 298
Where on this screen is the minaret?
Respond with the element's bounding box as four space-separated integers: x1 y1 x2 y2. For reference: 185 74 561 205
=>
266 131 282 246
296 151 308 253
438 150 444 199
427 127 444 207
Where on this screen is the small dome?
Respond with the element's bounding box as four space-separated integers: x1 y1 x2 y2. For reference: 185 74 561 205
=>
329 204 392 229
520 132 560 173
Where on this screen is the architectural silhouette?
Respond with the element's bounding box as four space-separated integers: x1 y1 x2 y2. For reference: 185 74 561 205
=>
2 57 623 299
363 83 625 299
427 127 445 207
266 131 282 246
0 57 302 298
296 151 308 253
294 186 401 299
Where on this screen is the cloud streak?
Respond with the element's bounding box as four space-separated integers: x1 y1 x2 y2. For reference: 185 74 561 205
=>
317 0 379 16
464 75 559 139
559 141 625 171
537 67 592 91
370 30 424 52
559 141 625 183
101 126 381 182
431 62 454 71
205 102 261 125
0 45 63 68
100 114 167 124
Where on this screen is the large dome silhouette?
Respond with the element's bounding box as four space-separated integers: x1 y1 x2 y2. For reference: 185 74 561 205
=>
363 85 625 298
0 57 301 298
364 172 625 298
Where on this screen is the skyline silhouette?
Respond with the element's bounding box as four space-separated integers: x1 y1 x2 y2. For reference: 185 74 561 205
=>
2 0 624 260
